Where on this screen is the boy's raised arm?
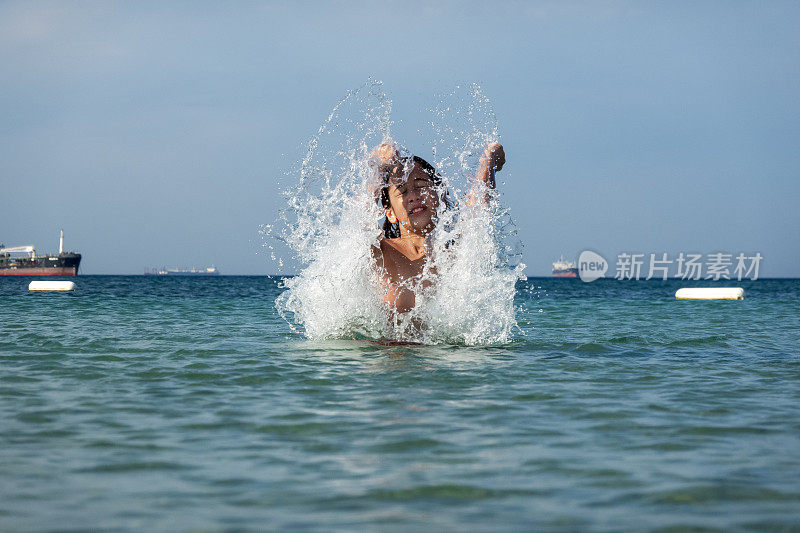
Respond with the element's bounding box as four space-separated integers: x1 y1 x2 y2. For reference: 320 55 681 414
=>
368 141 402 201
477 142 505 189
468 142 506 205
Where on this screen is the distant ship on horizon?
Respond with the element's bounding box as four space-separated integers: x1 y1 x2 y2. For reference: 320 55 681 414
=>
552 255 578 278
145 266 220 276
0 230 81 276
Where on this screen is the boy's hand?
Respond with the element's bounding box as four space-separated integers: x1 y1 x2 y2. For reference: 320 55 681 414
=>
482 142 505 172
370 141 403 181
374 142 399 164
477 142 505 189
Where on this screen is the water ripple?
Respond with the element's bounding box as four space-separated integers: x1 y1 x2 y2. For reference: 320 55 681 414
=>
0 276 798 530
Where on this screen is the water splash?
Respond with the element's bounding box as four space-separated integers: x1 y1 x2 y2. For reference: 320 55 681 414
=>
263 81 525 345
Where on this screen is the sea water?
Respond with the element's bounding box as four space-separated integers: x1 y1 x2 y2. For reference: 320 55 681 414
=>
1 275 799 530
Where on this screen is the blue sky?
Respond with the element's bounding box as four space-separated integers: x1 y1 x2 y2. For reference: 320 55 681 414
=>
2 1 798 276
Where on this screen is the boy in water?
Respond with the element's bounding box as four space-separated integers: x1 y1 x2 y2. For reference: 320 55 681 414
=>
371 141 506 315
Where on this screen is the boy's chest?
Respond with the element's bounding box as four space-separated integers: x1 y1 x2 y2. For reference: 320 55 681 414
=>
383 245 435 281
382 248 436 313
390 254 425 279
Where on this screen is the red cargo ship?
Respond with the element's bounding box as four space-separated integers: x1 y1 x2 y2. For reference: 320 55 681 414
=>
0 230 81 276
552 255 578 278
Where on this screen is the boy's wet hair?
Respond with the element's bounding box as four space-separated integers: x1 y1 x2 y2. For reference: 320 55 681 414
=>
377 156 441 239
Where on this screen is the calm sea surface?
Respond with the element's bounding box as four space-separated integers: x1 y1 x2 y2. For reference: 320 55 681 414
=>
1 276 799 531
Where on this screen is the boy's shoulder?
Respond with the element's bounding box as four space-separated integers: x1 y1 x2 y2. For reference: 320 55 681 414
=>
374 237 405 268
373 236 388 268
377 236 403 254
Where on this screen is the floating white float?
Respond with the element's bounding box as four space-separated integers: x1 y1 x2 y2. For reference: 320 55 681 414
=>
675 287 744 300
28 280 76 292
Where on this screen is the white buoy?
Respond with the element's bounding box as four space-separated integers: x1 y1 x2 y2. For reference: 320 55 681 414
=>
28 280 76 292
675 287 744 300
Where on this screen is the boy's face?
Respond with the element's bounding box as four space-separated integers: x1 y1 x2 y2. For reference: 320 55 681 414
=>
386 166 440 235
